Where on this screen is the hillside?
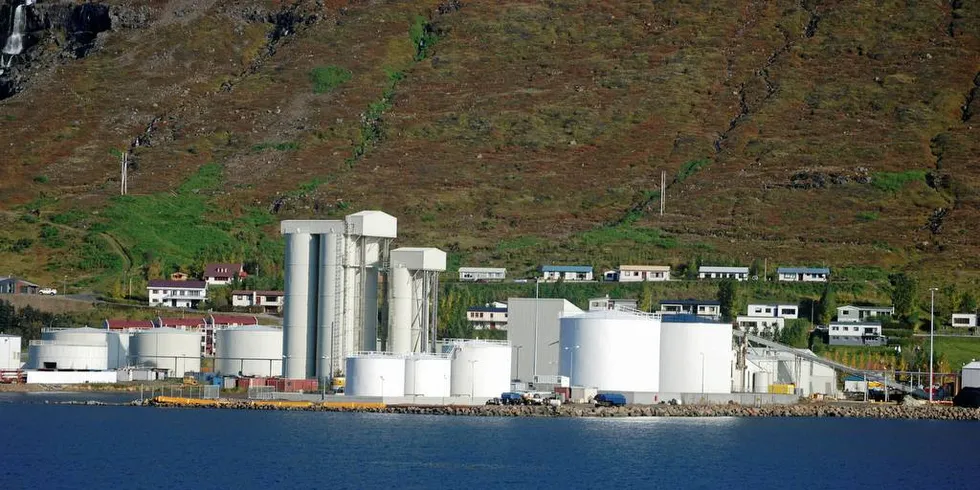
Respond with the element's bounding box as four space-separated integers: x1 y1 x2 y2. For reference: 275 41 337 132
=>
1 0 980 294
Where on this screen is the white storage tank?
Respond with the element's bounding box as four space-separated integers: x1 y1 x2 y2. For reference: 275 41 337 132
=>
753 371 771 394
43 327 108 346
28 342 108 370
215 326 283 377
345 353 406 397
130 328 202 377
559 310 661 392
404 353 451 397
108 331 130 369
0 334 21 369
659 315 733 394
449 340 511 398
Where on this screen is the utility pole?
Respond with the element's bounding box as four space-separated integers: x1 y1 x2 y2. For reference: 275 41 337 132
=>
929 287 937 402
120 152 128 195
660 171 665 216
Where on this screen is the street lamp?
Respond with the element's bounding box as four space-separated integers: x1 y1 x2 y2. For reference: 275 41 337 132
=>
700 352 705 395
533 278 540 378
929 287 938 403
564 345 579 385
469 359 479 398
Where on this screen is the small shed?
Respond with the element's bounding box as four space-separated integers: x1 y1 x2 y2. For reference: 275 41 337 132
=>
963 361 980 389
843 374 868 393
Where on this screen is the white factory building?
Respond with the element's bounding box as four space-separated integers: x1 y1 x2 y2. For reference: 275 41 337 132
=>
739 347 837 396
506 298 583 383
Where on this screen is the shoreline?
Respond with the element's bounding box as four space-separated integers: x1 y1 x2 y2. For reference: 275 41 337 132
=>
139 397 980 421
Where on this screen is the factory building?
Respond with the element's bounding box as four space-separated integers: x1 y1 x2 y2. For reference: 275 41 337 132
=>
506 298 583 382
739 347 837 396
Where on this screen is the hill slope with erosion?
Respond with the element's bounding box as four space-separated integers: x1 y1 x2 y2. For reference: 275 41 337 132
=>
0 0 979 292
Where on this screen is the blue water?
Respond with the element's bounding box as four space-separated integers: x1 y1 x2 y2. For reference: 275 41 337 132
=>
1 394 978 489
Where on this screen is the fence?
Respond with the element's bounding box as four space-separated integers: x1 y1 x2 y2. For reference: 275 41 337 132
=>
140 384 219 401
248 386 275 400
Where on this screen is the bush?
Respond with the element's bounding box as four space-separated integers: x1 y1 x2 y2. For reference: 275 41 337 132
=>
870 170 927 192
310 66 352 94
33 175 49 184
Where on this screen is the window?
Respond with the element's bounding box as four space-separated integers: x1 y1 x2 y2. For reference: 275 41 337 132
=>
831 326 839 331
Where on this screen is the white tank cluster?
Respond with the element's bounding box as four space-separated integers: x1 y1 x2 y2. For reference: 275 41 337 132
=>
215 326 283 377
0 334 20 369
448 340 511 398
129 327 202 377
559 309 661 393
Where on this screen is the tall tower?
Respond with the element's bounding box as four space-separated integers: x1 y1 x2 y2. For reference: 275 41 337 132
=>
388 248 446 354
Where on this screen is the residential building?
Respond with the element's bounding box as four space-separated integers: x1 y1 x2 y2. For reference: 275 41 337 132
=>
0 277 39 295
698 266 750 281
458 267 506 282
658 299 722 318
610 265 671 282
506 298 583 382
147 280 207 308
203 263 246 286
836 305 894 323
776 267 830 282
828 322 884 346
232 290 284 313
746 303 799 319
540 265 593 282
951 313 977 328
588 296 638 311
736 316 786 336
466 302 508 331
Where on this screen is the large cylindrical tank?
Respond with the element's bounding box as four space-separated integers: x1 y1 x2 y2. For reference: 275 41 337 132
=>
388 265 413 353
659 315 733 394
753 371 772 394
404 353 451 397
0 335 20 369
449 340 511 398
283 231 319 379
317 230 343 379
43 327 108 346
216 326 283 377
29 342 108 370
345 353 406 397
107 331 130 369
559 310 661 392
130 328 202 377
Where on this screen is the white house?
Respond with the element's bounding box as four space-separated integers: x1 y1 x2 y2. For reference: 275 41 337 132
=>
776 267 830 282
466 302 508 331
658 299 722 318
951 313 978 328
736 316 786 337
458 267 506 282
204 263 246 286
828 322 884 346
746 303 799 319
588 296 638 311
612 265 671 282
836 305 894 323
147 280 207 308
231 290 284 313
698 266 750 281
540 265 593 282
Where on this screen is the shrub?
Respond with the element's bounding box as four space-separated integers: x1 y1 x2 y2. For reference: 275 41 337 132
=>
310 66 352 94
677 158 710 183
33 175 49 184
870 170 927 192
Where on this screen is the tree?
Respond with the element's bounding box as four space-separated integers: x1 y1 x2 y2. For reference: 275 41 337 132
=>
816 282 836 325
749 258 762 279
778 319 810 348
638 281 655 312
685 255 701 280
935 283 959 327
960 291 978 314
717 279 742 321
888 273 918 324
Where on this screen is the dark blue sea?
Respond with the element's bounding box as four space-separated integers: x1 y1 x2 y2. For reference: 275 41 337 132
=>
1 392 978 489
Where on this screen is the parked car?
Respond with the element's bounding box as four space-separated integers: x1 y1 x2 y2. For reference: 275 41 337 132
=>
38 288 57 295
593 393 627 407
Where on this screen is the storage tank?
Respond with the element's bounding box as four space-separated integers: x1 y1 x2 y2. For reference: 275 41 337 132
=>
345 353 406 397
28 342 108 370
0 334 20 369
43 327 108 346
449 340 511 398
316 224 345 380
130 328 202 377
559 310 661 392
659 315 733 394
281 221 325 380
108 331 130 369
404 353 451 397
753 371 772 394
215 326 283 377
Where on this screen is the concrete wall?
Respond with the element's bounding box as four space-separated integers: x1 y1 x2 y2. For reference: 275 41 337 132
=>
506 298 582 382
620 391 801 405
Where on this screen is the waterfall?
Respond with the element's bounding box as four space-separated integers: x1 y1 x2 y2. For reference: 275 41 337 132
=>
2 4 26 56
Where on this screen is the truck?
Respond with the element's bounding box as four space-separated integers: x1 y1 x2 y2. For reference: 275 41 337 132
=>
500 392 524 405
593 393 627 407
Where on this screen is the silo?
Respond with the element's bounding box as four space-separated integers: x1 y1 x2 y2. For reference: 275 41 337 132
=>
216 326 283 377
659 315 733 394
753 371 772 394
130 328 202 377
315 223 345 379
344 211 397 356
388 264 413 353
345 353 406 397
0 334 20 369
404 353 451 397
559 310 661 392
107 331 130 369
388 247 446 354
44 326 107 345
449 340 511 398
281 221 327 379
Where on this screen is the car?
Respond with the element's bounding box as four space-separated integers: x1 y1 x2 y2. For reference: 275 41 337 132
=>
38 288 58 295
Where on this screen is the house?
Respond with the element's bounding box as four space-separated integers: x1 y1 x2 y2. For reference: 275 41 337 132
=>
610 265 671 282
232 290 284 313
736 316 786 336
951 313 977 328
828 322 884 346
203 263 246 286
466 302 508 331
698 266 750 281
776 267 830 282
103 319 155 331
746 303 799 319
147 280 207 308
836 305 894 323
540 265 593 282
588 296 639 311
458 267 506 282
658 299 722 318
0 277 39 295
156 316 208 330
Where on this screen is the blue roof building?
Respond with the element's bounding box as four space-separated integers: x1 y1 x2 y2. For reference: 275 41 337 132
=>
540 265 594 282
776 267 830 282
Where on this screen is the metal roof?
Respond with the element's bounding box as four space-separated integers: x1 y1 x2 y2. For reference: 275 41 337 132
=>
467 306 508 313
540 265 593 273
777 267 830 274
659 299 721 306
618 265 670 271
699 266 749 273
148 280 207 289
